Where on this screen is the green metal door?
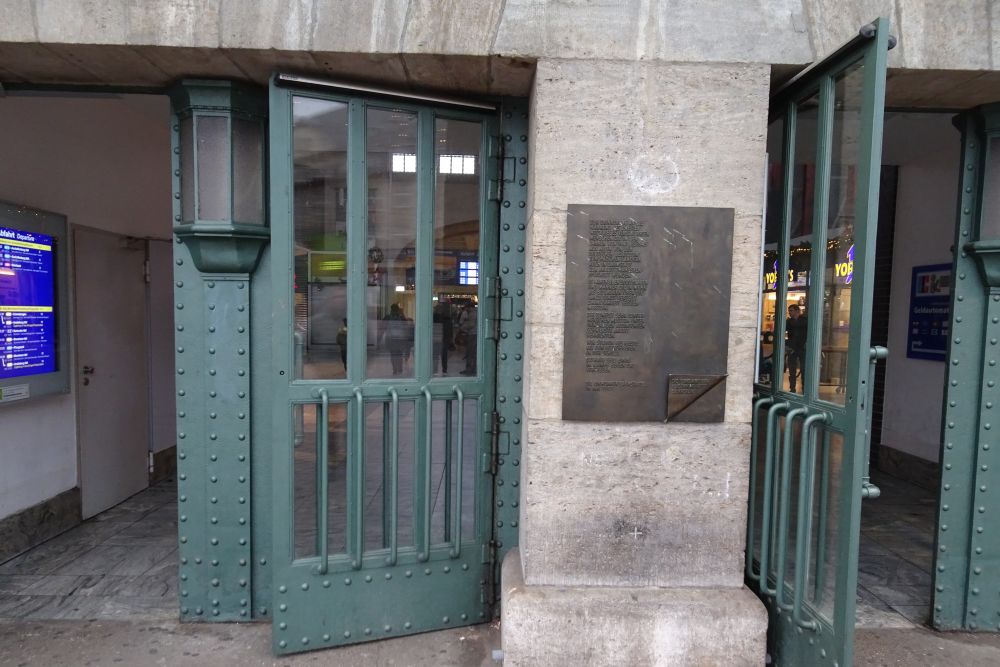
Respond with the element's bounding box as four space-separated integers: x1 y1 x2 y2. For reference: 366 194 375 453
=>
748 19 891 667
268 78 500 654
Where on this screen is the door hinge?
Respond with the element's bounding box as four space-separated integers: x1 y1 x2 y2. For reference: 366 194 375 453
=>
488 134 504 202
485 277 500 340
143 258 151 284
487 409 511 476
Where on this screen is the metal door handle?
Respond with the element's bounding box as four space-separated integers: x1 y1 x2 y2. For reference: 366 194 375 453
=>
82 365 95 375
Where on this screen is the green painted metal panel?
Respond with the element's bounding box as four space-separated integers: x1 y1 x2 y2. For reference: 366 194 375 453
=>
749 18 891 667
934 107 1000 631
491 98 530 599
170 82 267 620
267 79 508 654
250 246 274 619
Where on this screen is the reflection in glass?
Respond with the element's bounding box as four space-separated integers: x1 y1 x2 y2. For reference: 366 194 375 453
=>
363 401 416 551
433 119 482 377
292 97 349 380
820 64 864 405
758 117 785 386
783 93 819 395
430 398 479 545
807 427 842 622
366 108 418 379
293 403 348 559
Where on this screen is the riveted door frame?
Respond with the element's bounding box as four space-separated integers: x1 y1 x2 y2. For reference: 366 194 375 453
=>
265 80 528 653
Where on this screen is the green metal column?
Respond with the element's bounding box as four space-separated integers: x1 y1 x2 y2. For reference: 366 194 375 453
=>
169 80 269 622
491 98 530 603
935 106 1000 631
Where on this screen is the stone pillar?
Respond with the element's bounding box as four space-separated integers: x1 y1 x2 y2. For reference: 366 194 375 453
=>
501 59 770 665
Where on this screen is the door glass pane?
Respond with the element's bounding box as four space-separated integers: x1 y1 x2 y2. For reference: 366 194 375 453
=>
367 108 418 379
433 118 482 377
363 400 417 551
758 117 785 386
293 402 348 559
807 426 843 622
430 397 479 545
783 93 819 395
292 96 349 381
820 63 864 405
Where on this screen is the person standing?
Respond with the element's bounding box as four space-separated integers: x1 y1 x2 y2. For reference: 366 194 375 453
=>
336 318 348 372
459 303 477 376
384 304 408 376
785 303 808 393
433 299 453 374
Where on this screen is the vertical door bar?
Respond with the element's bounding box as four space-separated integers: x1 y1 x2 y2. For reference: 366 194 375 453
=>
350 388 364 569
415 109 435 381
746 395 775 582
794 412 826 629
418 387 433 561
317 390 330 574
387 388 400 566
776 407 808 610
451 387 465 558
347 99 366 382
382 402 392 548
805 75 834 402
759 400 790 596
444 400 453 543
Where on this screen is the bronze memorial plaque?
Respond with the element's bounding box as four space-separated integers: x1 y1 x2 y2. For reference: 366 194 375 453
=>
562 205 733 422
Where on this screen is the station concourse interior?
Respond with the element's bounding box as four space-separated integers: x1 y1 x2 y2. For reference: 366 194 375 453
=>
0 92 178 618
2 56 1000 666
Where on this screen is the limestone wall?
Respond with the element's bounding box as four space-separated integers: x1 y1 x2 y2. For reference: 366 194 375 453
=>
1 1 996 70
520 59 770 587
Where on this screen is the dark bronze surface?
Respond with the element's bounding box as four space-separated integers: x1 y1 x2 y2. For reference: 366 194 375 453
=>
666 374 727 423
562 204 734 422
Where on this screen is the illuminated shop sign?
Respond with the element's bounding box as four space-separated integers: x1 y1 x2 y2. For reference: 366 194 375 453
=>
763 243 854 289
834 244 854 285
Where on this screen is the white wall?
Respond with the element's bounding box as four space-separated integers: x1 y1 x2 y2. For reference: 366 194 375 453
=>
0 94 172 518
880 112 960 463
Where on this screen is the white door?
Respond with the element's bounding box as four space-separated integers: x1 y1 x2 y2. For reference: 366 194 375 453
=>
75 227 149 518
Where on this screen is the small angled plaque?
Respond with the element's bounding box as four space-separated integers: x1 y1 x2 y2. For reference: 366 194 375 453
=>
665 374 727 423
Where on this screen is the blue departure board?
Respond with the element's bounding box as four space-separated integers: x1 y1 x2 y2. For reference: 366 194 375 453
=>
0 226 57 379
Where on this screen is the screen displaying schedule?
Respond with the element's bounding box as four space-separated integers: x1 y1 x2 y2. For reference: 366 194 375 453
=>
0 226 57 380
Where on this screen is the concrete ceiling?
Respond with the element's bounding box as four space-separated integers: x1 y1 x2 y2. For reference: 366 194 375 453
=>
5 41 1000 111
772 64 1000 111
0 43 536 98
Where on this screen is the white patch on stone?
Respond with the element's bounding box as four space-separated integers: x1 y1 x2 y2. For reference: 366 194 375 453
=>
627 153 681 195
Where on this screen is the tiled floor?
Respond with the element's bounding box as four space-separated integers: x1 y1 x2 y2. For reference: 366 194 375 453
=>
0 469 937 630
0 479 177 621
856 471 937 629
